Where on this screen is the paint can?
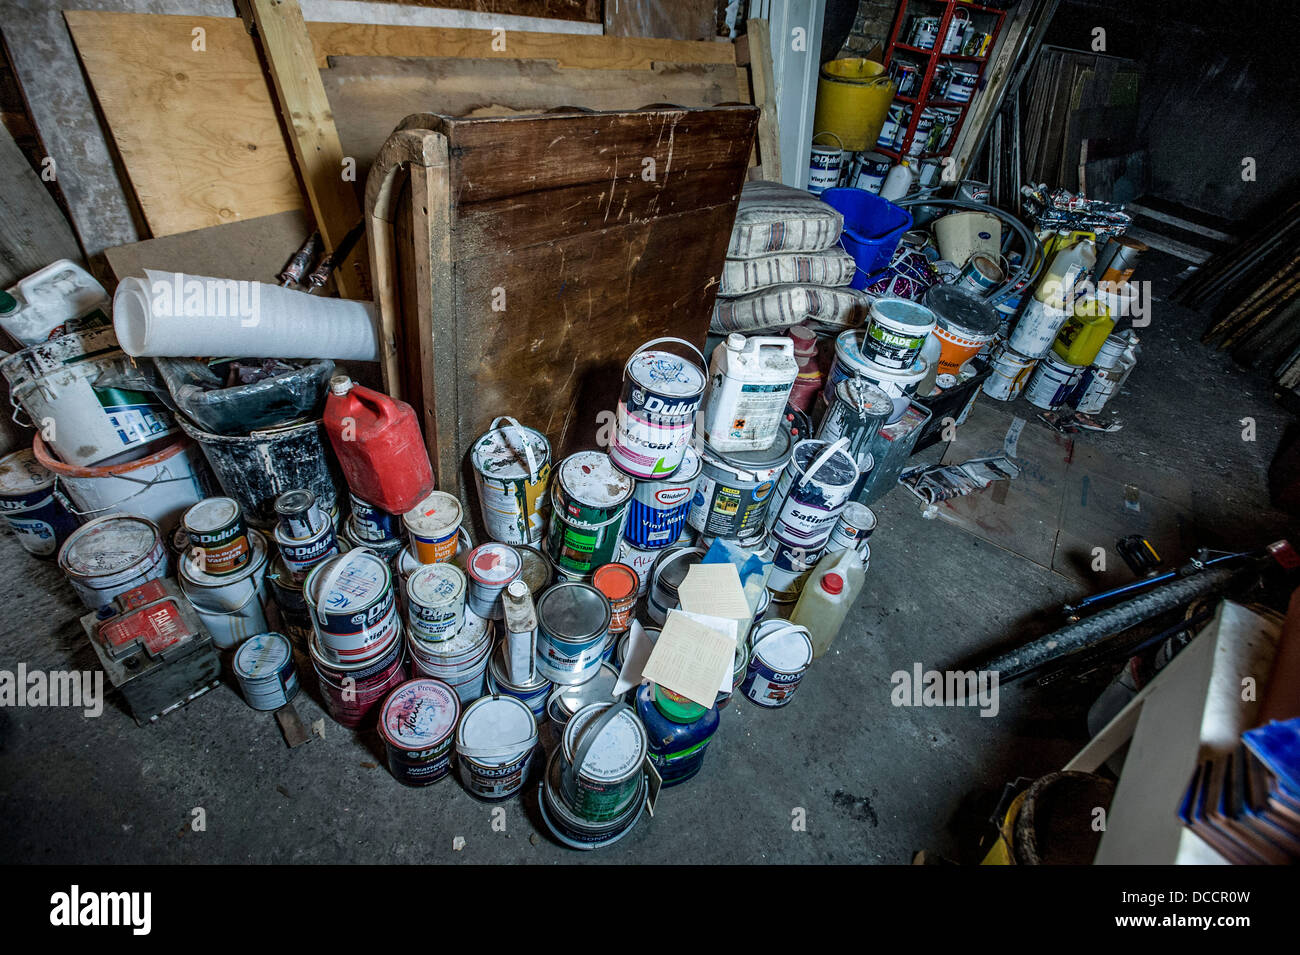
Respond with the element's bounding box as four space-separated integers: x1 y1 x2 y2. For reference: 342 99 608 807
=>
31 433 211 533
620 445 701 550
862 298 937 370
592 562 639 634
546 452 633 577
981 342 1037 401
955 253 1005 298
768 439 859 551
909 15 939 48
348 492 403 544
470 416 552 546
765 538 823 603
807 140 842 196
310 623 406 727
615 627 659 670
940 7 970 54
1094 236 1147 288
816 378 892 495
647 546 706 625
58 514 168 615
486 641 552 721
176 416 341 529
825 328 929 422
232 631 299 711
826 502 876 554
876 103 907 150
614 537 660 597
925 284 1000 376
406 562 467 642
538 746 647 850
546 661 621 733
465 542 522 619
341 517 403 563
742 620 814 707
535 580 612 685
1007 298 1071 359
378 678 460 787
847 150 892 194
944 65 979 102
407 610 494 703
267 555 313 647
181 497 250 576
304 549 400 665
889 60 921 96
274 516 340 584
610 338 707 479
395 529 471 606
1070 333 1137 413
455 693 539 801
1024 354 1087 410
274 489 327 541
559 701 648 823
403 490 463 564
686 429 793 541
179 528 272 649
0 448 80 558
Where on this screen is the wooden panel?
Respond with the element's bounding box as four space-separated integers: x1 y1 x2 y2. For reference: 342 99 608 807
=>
324 55 741 180
0 123 81 288
603 0 720 40
372 0 599 20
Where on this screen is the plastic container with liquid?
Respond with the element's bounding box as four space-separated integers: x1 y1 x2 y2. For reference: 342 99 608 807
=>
879 160 915 202
0 260 110 346
1033 238 1096 309
323 375 435 515
791 547 866 658
1052 298 1114 366
698 334 799 453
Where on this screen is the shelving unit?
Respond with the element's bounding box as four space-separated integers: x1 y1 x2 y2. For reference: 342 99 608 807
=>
879 0 1008 163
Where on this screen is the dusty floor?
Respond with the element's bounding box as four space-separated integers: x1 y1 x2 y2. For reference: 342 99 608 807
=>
1 252 1294 864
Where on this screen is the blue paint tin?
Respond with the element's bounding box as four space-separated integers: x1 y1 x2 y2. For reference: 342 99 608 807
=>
0 449 80 558
349 492 403 543
619 446 701 550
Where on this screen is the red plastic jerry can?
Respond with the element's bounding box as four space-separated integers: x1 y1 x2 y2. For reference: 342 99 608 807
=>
323 375 435 515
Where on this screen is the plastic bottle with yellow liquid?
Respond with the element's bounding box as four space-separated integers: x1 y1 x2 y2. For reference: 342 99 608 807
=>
1052 297 1114 366
791 546 866 659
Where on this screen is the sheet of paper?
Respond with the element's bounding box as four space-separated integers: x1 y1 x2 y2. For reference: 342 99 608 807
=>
613 619 656 696
640 610 736 708
678 562 751 622
677 609 740 694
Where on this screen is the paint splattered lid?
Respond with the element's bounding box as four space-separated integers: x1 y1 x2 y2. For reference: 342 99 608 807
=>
702 426 793 472
467 543 523 587
233 632 292 680
472 422 551 479
308 550 390 612
403 490 463 538
592 563 638 602
0 448 53 497
60 516 160 577
183 497 240 534
415 609 491 658
379 679 459 751
834 378 894 421
792 439 859 487
456 694 536 757
753 623 813 673
407 562 466 607
557 452 633 508
924 284 999 338
563 702 647 783
626 349 706 397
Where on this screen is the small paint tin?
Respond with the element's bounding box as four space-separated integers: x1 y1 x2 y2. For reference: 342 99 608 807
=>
827 502 876 554
233 631 299 710
592 562 639 634
455 694 539 800
611 338 708 479
535 580 611 685
517 545 554 598
486 642 552 721
646 545 705 626
768 439 859 551
181 497 250 576
539 746 647 850
0 448 80 558
274 489 326 541
274 516 340 583
465 542 523 619
403 490 463 564
304 549 399 665
178 528 272 649
348 492 402 544
406 562 467 642
765 538 823 603
981 342 1037 401
1025 353 1087 410
310 623 407 728
471 416 552 546
546 452 633 577
742 621 814 707
546 661 621 732
614 537 660 597
559 701 648 823
687 429 794 540
619 445 702 550
58 514 168 615
379 678 460 786
407 610 493 702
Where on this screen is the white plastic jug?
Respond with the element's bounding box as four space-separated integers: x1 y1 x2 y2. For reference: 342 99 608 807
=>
0 260 109 346
879 161 915 202
1034 239 1096 309
698 333 798 453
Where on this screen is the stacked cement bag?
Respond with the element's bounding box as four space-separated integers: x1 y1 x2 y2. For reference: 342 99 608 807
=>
712 181 870 335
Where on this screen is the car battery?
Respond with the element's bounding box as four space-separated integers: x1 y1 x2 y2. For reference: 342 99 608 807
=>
80 579 222 725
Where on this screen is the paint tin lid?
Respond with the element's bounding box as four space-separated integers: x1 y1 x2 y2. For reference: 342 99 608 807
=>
60 516 160 577
467 542 523 586
924 284 999 338
308 550 390 611
274 489 316 519
653 683 708 722
834 378 894 421
840 502 877 532
472 422 550 479
626 349 706 398
408 562 466 607
653 546 705 596
536 581 611 642
0 449 54 496
791 439 858 486
592 563 638 603
180 529 268 587
558 452 633 509
753 623 814 673
870 297 937 334
562 701 647 783
699 426 794 474
517 546 554 596
234 632 292 680
379 679 459 751
183 497 240 534
551 662 619 720
403 490 463 538
457 694 537 759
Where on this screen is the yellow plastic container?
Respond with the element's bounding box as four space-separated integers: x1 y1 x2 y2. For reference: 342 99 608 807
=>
813 58 896 151
1052 298 1114 366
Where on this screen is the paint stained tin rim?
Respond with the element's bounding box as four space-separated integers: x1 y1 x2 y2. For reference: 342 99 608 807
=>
626 349 707 400
557 452 634 511
0 449 54 496
407 561 467 608
536 581 611 644
752 621 814 672
455 694 537 764
548 661 620 724
832 378 895 422
378 678 460 751
561 701 648 787
403 490 463 539
471 421 552 480
467 542 523 586
59 515 162 580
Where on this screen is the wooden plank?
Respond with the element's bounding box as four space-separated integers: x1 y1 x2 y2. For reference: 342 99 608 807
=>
0 122 81 288
737 19 780 183
603 0 720 40
246 0 365 299
372 0 599 21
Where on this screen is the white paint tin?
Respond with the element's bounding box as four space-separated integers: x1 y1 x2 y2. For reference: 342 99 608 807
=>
981 343 1037 401
465 542 522 620
406 562 467 642
1007 298 1071 359
233 631 299 711
1024 354 1087 410
58 514 168 615
455 694 539 801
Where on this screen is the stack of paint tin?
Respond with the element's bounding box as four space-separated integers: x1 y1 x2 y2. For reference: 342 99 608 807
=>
342 491 405 562
272 490 339 583
177 499 273 650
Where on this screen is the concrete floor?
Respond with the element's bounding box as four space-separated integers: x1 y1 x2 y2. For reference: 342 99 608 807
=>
1 252 1294 864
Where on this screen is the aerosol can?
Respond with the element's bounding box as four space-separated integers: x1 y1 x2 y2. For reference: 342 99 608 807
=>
697 334 798 453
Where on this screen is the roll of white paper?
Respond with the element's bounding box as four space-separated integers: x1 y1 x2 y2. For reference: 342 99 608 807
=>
113 270 380 361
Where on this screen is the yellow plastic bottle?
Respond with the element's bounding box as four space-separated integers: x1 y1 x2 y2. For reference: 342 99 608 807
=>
1052 298 1114 366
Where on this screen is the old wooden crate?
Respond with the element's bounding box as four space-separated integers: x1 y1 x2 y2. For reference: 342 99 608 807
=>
366 105 757 498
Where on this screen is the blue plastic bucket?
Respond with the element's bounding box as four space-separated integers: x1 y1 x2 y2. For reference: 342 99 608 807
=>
820 188 912 288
